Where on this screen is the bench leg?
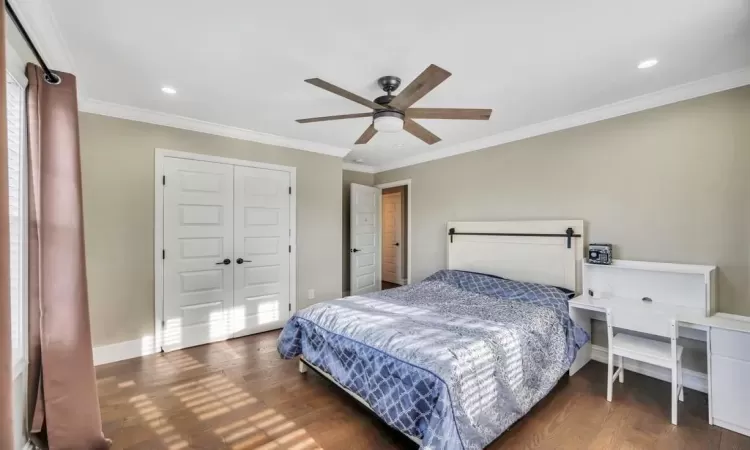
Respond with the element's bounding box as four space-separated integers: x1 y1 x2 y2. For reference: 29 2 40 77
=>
299 359 307 374
678 359 684 402
618 355 624 383
671 362 678 425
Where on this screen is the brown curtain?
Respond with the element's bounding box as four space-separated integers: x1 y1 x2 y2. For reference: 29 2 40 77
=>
0 2 14 449
26 64 109 450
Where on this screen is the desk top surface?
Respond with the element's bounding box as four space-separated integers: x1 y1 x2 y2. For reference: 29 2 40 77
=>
570 295 750 334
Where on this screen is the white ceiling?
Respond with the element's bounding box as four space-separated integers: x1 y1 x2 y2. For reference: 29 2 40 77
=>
20 0 750 170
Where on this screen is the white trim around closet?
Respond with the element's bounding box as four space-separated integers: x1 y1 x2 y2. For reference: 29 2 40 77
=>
375 179 412 286
153 148 297 353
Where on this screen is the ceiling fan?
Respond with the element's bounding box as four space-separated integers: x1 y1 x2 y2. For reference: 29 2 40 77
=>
296 64 492 145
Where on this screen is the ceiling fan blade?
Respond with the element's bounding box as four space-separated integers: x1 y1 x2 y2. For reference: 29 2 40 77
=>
388 65 452 110
305 78 385 111
403 118 441 145
354 124 378 145
406 108 492 120
296 112 372 123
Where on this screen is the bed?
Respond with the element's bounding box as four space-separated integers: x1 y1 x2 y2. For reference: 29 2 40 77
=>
277 220 589 449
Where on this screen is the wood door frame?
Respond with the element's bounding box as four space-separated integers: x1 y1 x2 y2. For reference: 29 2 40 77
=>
154 148 297 353
375 179 412 286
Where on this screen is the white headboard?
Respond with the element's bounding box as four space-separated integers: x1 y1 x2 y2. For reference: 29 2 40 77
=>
446 220 585 292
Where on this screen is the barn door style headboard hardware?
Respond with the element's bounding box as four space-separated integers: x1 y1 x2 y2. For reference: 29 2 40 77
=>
448 227 581 248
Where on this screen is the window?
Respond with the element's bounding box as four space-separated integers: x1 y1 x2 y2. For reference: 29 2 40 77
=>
7 70 25 370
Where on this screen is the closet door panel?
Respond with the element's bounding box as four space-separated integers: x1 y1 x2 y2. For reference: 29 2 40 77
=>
233 166 291 337
162 157 234 351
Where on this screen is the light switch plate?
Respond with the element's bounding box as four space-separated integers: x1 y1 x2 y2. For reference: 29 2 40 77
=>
307 289 315 300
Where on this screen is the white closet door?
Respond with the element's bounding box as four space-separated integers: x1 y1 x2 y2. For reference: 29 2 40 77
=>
163 157 234 351
350 183 381 295
232 166 291 337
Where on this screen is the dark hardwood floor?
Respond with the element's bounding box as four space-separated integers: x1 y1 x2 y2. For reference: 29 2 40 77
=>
97 330 750 450
381 281 400 290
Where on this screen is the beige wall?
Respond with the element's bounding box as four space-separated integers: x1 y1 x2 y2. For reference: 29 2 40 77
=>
375 86 750 316
342 170 375 293
80 113 343 346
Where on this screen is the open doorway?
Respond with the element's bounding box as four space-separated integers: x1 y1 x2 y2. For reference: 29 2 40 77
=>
377 181 410 291
347 179 411 296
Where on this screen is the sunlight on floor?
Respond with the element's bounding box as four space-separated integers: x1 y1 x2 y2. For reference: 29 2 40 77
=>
123 349 323 449
128 393 188 449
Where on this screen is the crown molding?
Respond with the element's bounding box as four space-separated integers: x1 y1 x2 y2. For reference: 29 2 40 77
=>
8 0 76 72
79 63 750 169
80 98 351 158
374 66 750 173
343 162 377 173
15 0 749 170
13 0 346 160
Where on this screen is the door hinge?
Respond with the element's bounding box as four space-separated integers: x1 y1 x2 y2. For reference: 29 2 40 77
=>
162 249 165 259
289 186 292 195
288 304 291 312
289 245 291 253
162 175 166 185
161 320 165 328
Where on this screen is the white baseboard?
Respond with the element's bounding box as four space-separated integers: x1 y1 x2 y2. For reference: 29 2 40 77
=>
590 345 708 394
93 338 156 366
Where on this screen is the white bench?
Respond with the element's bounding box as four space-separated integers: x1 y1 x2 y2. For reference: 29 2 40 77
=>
607 310 684 425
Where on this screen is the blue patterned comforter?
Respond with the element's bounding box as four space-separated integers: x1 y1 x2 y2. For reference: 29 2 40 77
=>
278 270 589 449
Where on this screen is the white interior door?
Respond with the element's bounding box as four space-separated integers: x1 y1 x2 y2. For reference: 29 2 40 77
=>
233 166 291 337
350 184 381 295
163 157 234 351
381 192 403 285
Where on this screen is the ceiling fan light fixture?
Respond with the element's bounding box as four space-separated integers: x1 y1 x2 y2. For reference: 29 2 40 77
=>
373 110 404 133
297 64 491 145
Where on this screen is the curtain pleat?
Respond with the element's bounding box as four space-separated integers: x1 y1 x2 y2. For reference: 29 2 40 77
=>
0 1 15 448
26 63 110 450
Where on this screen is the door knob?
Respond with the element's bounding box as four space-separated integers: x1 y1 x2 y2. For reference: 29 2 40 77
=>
216 258 231 265
350 248 360 253
394 242 400 246
236 258 246 264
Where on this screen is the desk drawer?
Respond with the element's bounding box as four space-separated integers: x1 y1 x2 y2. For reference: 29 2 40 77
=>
711 355 750 435
711 328 750 361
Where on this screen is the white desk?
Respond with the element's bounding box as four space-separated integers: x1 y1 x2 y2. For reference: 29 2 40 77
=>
569 294 750 436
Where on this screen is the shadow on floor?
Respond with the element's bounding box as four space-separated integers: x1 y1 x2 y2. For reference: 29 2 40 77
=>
381 281 401 291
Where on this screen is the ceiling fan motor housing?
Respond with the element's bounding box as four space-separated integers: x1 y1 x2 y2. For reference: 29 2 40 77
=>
374 95 396 107
378 75 402 94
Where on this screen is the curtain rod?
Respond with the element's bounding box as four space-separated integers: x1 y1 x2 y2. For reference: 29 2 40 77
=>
5 0 60 83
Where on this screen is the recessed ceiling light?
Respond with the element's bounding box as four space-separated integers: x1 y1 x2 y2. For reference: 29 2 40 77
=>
161 86 177 95
637 59 658 69
354 159 365 163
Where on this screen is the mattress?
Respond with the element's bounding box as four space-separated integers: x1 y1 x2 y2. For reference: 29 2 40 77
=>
277 270 589 450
